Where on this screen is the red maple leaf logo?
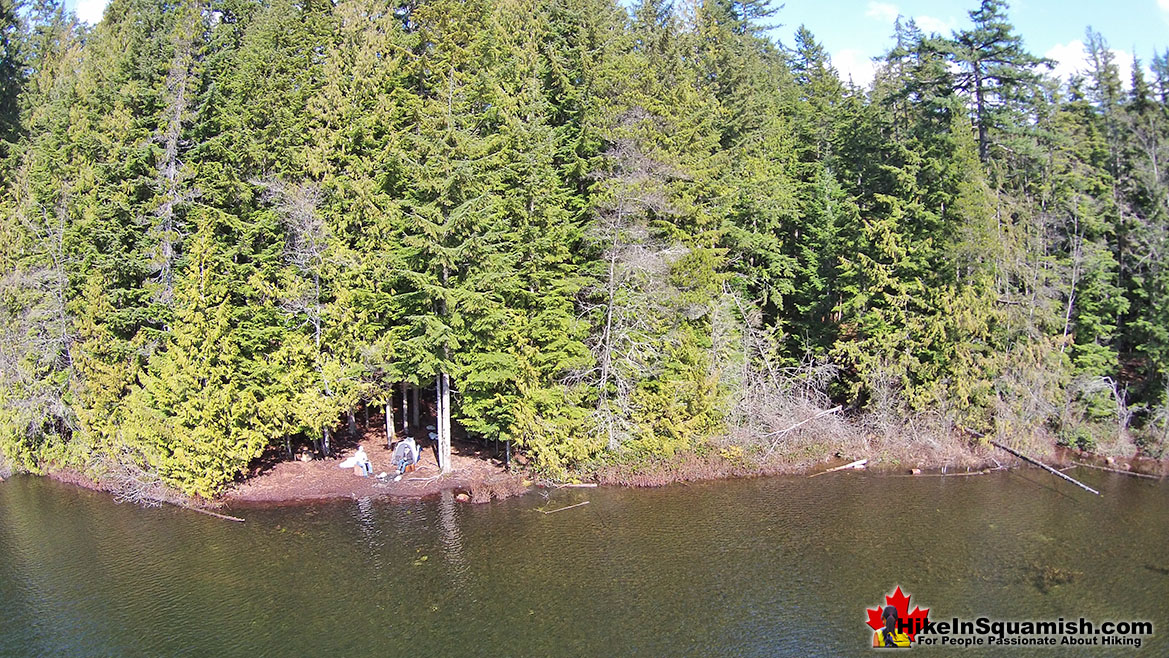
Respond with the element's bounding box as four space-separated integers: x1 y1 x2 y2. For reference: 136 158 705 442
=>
866 586 930 642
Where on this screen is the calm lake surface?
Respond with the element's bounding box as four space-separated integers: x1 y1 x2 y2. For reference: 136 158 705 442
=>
1 469 1166 656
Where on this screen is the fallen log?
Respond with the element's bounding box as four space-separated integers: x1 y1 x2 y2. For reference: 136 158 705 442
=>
1072 461 1161 480
540 501 590 515
808 458 868 478
900 468 999 478
989 441 1100 496
182 505 245 522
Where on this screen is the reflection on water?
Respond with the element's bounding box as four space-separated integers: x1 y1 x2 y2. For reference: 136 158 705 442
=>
438 489 467 591
0 470 1166 656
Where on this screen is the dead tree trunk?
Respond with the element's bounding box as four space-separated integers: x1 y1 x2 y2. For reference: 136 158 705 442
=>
400 381 409 435
411 386 420 428
597 248 619 449
1061 220 1083 353
436 373 452 473
151 5 200 306
320 427 332 458
442 373 452 473
989 440 1101 495
385 401 395 448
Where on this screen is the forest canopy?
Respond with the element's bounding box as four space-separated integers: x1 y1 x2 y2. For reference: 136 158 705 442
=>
1 0 1167 497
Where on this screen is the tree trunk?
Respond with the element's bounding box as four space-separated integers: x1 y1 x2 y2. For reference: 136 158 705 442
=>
441 373 452 473
436 374 452 473
435 376 445 471
974 66 988 162
597 223 621 451
411 386 420 428
152 7 198 305
385 402 395 448
1061 222 1083 353
401 381 409 434
322 427 331 458
347 411 357 439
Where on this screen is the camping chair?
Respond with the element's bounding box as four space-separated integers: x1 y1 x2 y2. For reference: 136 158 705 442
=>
392 441 421 476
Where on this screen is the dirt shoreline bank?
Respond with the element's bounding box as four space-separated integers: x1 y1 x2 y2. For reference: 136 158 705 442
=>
21 437 1163 512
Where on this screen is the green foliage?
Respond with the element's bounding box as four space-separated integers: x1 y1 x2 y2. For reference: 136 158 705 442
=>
628 323 723 456
0 0 1166 492
1056 423 1096 453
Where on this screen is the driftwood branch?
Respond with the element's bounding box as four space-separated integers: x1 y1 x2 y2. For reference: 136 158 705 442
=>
181 505 245 522
540 501 590 515
764 405 843 438
808 458 868 478
900 467 1003 478
990 441 1101 496
1072 461 1161 480
764 405 843 457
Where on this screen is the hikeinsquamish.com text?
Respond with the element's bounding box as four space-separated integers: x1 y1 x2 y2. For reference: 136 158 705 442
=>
904 617 1153 648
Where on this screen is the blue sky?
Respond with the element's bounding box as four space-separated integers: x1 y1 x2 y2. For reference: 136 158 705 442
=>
771 0 1169 86
65 0 1168 87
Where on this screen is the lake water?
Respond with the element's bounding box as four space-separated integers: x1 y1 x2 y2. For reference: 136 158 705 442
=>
1 469 1166 656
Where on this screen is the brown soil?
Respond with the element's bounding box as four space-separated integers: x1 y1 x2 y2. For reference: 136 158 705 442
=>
47 468 111 493
1053 446 1169 478
223 426 529 506
588 450 1000 487
21 420 1164 509
585 440 1169 488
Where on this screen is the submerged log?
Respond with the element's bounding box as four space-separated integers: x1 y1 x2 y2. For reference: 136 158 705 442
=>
989 441 1101 496
898 468 1000 478
1072 461 1161 480
181 505 245 523
540 501 590 515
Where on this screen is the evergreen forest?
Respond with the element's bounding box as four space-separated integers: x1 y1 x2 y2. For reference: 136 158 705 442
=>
1 0 1167 497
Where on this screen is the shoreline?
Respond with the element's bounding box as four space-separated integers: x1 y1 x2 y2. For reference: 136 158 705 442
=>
16 437 1164 512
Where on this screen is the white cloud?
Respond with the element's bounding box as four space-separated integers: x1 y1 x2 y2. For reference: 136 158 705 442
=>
914 15 955 35
833 49 877 88
73 0 109 24
1044 40 1088 82
1160 0 1169 12
1045 40 1138 89
864 5 954 36
866 1 900 24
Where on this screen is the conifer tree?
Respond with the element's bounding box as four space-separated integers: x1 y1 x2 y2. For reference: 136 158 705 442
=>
951 0 1046 162
2 0 1167 487
0 0 22 159
0 7 83 470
